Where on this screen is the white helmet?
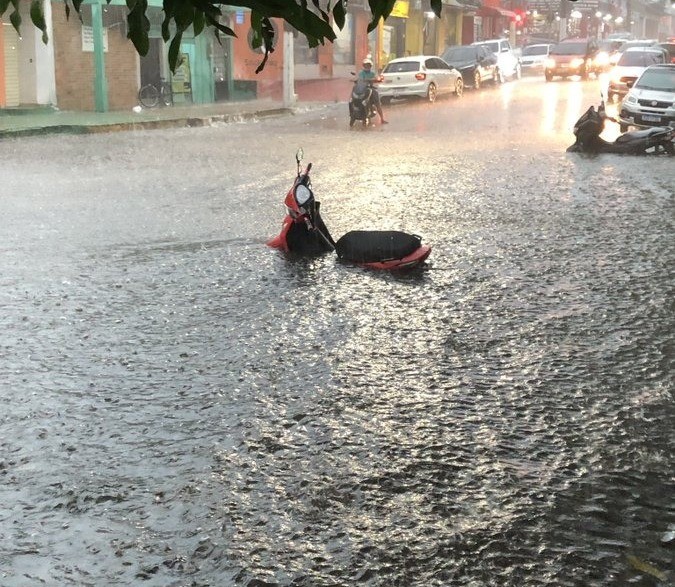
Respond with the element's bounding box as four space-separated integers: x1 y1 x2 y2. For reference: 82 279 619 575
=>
363 57 373 66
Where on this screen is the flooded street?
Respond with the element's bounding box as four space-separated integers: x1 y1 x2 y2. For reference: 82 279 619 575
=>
1 78 674 586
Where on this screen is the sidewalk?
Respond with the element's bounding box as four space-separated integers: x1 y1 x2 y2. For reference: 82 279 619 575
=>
0 99 329 139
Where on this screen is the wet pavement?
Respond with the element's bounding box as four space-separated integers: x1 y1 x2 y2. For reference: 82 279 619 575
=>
1 78 674 586
0 100 326 138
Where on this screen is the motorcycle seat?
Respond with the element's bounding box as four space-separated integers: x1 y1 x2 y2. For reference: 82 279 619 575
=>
335 231 422 263
616 127 668 142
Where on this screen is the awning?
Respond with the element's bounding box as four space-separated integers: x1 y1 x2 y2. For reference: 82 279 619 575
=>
478 5 517 18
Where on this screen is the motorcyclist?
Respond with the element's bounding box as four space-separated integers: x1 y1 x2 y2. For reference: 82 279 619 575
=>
358 57 388 124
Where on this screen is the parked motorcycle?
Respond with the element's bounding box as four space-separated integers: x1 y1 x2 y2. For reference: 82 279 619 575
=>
567 99 674 155
267 150 432 271
348 74 378 128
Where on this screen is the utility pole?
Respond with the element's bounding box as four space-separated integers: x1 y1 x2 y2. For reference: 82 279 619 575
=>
558 0 568 40
91 0 109 112
283 31 296 107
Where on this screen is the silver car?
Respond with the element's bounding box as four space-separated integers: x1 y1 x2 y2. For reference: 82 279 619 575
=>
378 56 464 103
618 64 675 131
520 44 554 76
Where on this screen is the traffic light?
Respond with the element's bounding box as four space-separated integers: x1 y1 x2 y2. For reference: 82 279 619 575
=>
513 9 525 26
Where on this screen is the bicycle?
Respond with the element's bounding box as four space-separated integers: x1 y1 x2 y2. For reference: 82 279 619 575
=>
138 78 173 108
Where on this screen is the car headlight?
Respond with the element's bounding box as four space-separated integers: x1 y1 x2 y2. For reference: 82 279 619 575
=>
545 58 556 68
625 94 638 105
570 58 584 68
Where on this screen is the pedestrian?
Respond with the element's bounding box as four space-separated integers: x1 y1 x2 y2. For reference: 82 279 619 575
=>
358 57 388 124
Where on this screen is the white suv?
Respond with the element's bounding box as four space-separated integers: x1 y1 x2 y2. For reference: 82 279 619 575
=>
618 63 675 131
472 39 522 81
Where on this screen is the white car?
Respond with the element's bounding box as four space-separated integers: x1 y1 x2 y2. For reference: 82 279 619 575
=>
472 38 522 81
378 55 465 103
519 43 554 76
618 64 675 131
608 47 667 102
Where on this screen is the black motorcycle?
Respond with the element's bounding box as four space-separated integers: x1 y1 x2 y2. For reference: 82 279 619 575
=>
348 75 377 128
567 100 674 155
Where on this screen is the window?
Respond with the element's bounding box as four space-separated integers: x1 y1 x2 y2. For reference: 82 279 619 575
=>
383 61 420 73
293 31 319 64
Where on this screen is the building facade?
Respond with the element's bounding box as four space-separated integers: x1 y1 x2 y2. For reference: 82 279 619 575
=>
2 0 672 110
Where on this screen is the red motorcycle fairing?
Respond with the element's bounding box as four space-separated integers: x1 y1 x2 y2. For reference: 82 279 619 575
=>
267 165 335 255
356 245 432 271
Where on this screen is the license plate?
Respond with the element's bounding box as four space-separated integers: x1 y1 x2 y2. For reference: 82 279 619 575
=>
642 115 661 122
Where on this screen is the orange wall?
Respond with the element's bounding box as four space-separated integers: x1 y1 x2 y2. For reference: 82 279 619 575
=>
231 14 284 79
231 12 284 98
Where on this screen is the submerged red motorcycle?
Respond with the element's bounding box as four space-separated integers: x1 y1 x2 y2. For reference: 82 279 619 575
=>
267 150 431 270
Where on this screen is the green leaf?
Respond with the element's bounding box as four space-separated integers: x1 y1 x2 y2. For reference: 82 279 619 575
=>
332 0 345 30
173 0 195 31
193 10 204 36
0 0 11 17
367 0 397 30
311 0 329 21
168 31 183 71
205 13 235 38
30 0 46 31
9 9 21 31
126 0 150 55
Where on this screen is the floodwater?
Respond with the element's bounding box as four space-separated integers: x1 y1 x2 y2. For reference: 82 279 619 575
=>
1 80 674 586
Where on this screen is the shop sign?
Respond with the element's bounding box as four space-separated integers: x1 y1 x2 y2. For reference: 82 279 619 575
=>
390 0 409 18
81 26 109 52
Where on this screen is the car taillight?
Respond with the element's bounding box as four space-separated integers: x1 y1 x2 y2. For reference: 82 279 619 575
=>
415 72 426 81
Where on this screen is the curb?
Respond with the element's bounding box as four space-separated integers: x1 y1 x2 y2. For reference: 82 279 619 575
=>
0 107 295 140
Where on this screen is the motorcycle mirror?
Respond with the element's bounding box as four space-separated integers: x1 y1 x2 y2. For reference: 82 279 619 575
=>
295 148 304 164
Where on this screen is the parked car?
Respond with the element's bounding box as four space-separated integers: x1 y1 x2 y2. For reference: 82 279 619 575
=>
519 43 554 75
544 37 600 81
618 64 675 131
440 45 499 89
608 47 668 101
656 42 675 64
595 39 625 69
378 55 465 103
472 38 522 81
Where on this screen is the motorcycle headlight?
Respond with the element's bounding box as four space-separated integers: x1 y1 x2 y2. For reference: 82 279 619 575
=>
595 52 609 66
295 184 313 207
